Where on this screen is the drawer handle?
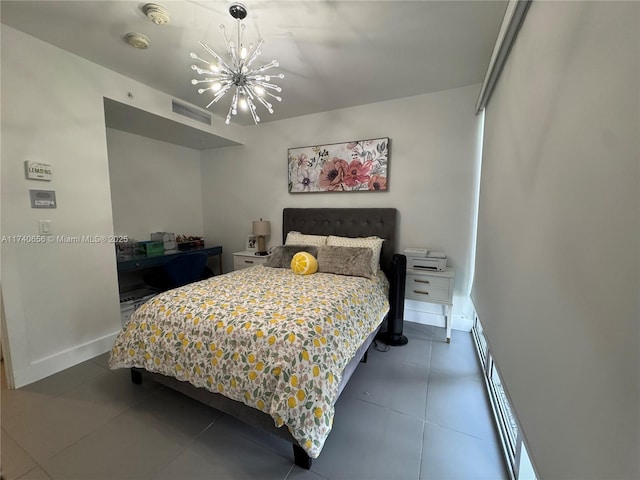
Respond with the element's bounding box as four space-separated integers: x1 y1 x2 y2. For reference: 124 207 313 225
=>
244 260 254 264
413 290 429 295
414 265 436 270
414 279 430 284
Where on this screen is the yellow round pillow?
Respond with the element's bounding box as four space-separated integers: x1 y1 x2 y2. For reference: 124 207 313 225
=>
291 251 318 275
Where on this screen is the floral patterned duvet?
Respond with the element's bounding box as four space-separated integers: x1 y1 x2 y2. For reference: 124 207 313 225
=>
109 265 389 458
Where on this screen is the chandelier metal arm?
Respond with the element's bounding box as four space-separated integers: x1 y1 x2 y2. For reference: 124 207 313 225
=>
262 90 282 102
252 60 279 74
247 99 260 124
251 88 274 113
205 83 233 108
198 42 236 77
255 81 281 92
199 42 224 66
245 39 264 68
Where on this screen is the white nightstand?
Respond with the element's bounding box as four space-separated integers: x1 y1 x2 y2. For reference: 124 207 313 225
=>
233 251 270 271
405 266 455 343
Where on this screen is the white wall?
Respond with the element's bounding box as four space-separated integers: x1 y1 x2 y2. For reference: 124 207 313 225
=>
200 85 482 330
0 26 241 387
106 128 204 242
473 2 639 478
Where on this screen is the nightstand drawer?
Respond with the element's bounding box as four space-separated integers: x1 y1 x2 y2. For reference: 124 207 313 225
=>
233 251 270 271
406 273 450 290
406 273 452 303
234 257 261 270
406 285 450 302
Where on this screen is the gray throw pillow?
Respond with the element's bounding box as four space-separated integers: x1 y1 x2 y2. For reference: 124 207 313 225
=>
265 245 318 268
317 246 374 279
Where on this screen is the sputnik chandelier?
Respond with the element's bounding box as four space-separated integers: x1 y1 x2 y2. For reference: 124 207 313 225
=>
190 2 283 125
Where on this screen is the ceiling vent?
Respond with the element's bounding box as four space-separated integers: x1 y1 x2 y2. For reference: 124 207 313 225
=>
172 100 212 126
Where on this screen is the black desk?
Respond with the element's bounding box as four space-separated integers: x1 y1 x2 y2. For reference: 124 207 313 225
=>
117 245 223 274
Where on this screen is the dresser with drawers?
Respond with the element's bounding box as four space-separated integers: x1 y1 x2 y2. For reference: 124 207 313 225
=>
405 260 455 343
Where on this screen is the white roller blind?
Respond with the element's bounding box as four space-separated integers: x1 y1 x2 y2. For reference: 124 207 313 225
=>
472 1 639 478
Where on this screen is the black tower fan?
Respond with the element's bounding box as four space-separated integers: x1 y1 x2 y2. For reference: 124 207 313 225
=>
379 254 408 346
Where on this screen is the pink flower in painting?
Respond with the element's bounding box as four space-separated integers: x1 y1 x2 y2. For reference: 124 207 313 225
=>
318 158 349 191
343 160 372 187
368 174 387 191
295 154 310 168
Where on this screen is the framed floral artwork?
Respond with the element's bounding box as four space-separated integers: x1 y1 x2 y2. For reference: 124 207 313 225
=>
288 137 389 193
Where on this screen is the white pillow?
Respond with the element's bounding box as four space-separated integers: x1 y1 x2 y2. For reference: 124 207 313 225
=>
326 235 384 274
285 231 328 247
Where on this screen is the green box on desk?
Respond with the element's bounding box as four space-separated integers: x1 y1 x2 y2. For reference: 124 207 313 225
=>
136 241 164 256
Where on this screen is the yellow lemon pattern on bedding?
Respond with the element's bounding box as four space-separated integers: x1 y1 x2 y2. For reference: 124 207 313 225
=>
291 251 318 275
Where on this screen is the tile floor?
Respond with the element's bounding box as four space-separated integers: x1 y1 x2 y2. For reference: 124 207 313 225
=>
1 322 507 480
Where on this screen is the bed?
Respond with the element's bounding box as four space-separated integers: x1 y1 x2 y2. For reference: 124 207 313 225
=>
109 208 405 469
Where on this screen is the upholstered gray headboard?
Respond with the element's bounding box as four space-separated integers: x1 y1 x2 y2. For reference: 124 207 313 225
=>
282 208 398 276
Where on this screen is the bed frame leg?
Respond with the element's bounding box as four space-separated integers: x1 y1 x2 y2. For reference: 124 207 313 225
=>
293 444 312 470
130 369 143 385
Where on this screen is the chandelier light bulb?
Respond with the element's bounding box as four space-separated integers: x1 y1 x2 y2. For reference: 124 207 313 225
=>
189 2 283 125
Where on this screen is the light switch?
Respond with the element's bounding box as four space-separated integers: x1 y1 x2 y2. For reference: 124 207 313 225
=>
38 220 52 235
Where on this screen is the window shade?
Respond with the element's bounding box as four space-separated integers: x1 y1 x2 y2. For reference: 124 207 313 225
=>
471 2 639 479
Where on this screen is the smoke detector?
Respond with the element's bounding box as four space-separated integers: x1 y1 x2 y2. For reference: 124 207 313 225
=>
124 32 150 49
143 3 170 25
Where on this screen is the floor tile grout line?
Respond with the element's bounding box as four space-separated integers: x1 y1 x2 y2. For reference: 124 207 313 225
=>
2 426 42 477
349 396 429 422
422 418 501 445
282 463 295 480
424 336 434 420
418 414 427 480
33 385 171 476
146 414 220 479
17 465 54 480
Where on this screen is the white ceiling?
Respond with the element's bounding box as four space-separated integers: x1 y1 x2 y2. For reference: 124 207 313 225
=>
1 0 507 127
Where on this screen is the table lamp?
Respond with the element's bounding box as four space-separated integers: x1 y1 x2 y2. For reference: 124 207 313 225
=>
252 219 271 255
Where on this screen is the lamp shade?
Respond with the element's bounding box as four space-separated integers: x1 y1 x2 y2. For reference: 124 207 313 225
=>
252 220 271 237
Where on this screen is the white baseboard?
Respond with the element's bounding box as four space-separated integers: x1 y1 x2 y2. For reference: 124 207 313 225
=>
12 331 119 388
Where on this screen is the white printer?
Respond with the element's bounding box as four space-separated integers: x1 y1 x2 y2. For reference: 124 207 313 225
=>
403 248 447 271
